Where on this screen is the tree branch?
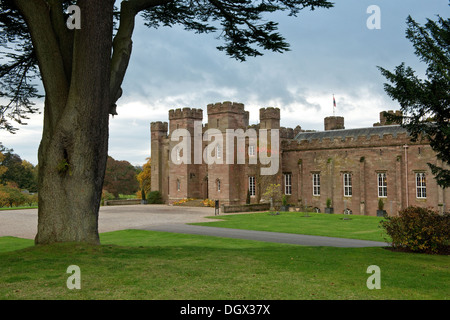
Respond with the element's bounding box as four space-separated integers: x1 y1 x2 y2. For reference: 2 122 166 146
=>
13 0 69 131
109 0 174 113
47 0 74 82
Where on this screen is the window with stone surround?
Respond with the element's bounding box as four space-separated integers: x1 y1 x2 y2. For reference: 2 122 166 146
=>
343 173 352 197
217 179 221 192
284 173 292 195
377 173 387 198
249 176 256 197
216 145 221 159
176 179 180 192
312 173 320 196
416 172 427 199
249 145 255 156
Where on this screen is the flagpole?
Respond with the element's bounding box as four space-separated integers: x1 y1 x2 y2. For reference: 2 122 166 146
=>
333 94 336 116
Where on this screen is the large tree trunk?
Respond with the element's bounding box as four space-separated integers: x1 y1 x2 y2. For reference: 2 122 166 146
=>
16 0 115 245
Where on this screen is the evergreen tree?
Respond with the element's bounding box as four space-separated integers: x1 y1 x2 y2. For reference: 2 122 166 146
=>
378 14 450 188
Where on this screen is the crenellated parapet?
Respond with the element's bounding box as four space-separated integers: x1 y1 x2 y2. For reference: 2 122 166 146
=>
207 101 246 115
373 110 403 126
169 108 203 120
259 107 280 120
324 116 345 131
150 121 168 132
280 127 295 139
283 125 419 151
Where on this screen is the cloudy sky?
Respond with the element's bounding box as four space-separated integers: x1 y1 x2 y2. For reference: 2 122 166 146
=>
0 0 448 166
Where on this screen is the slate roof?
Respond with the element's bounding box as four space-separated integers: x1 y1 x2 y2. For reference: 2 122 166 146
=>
294 125 409 142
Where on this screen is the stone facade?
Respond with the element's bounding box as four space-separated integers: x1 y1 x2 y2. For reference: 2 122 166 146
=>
151 101 449 216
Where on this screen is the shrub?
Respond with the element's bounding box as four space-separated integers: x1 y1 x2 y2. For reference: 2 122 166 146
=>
101 189 115 205
173 198 195 205
202 199 215 207
380 206 449 254
378 198 385 211
0 185 26 207
147 191 163 204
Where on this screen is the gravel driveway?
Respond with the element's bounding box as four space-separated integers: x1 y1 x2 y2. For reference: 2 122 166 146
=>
0 205 216 240
0 205 388 247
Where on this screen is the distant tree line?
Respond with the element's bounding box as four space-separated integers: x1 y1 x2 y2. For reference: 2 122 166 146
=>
1 142 151 207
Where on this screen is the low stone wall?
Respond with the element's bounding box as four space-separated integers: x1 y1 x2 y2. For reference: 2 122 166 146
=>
222 203 270 213
104 199 142 206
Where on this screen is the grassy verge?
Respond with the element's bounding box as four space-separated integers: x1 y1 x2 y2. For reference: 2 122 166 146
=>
0 229 448 300
192 211 389 242
0 206 38 211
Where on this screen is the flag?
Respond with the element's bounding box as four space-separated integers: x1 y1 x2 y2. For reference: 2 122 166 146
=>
333 95 336 108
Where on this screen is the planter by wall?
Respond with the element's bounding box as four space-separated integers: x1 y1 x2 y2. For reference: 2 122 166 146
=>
325 207 334 214
376 210 386 217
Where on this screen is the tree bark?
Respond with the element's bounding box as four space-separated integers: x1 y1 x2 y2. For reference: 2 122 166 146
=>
13 0 115 245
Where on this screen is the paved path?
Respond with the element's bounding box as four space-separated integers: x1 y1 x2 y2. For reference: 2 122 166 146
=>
0 205 215 240
144 224 389 248
0 205 389 247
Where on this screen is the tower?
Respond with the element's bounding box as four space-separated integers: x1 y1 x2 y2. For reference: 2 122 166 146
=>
259 107 280 130
324 116 345 131
206 102 249 205
150 121 169 201
168 108 204 202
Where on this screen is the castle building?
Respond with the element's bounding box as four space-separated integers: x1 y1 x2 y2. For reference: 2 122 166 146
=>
151 101 449 216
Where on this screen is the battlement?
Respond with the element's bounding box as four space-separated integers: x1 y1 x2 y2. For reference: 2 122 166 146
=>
280 125 308 139
373 110 403 126
207 101 246 115
150 121 168 132
259 107 280 120
169 108 203 120
285 125 417 151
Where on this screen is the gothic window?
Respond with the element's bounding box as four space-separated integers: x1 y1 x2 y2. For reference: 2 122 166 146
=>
284 173 292 195
343 173 352 197
217 179 221 192
249 176 256 197
312 173 320 196
416 172 427 199
216 145 221 159
377 173 387 197
249 145 255 156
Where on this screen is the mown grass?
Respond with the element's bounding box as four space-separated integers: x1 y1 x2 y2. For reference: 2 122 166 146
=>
0 229 448 300
193 211 389 242
0 206 38 211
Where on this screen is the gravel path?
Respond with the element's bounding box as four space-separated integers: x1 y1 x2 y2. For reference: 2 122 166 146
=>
0 205 215 240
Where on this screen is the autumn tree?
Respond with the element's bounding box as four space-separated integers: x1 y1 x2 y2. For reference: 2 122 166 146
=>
0 0 333 245
136 157 151 199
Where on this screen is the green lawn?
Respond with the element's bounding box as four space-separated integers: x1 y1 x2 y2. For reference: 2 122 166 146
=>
193 211 389 242
0 229 448 300
0 206 38 211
